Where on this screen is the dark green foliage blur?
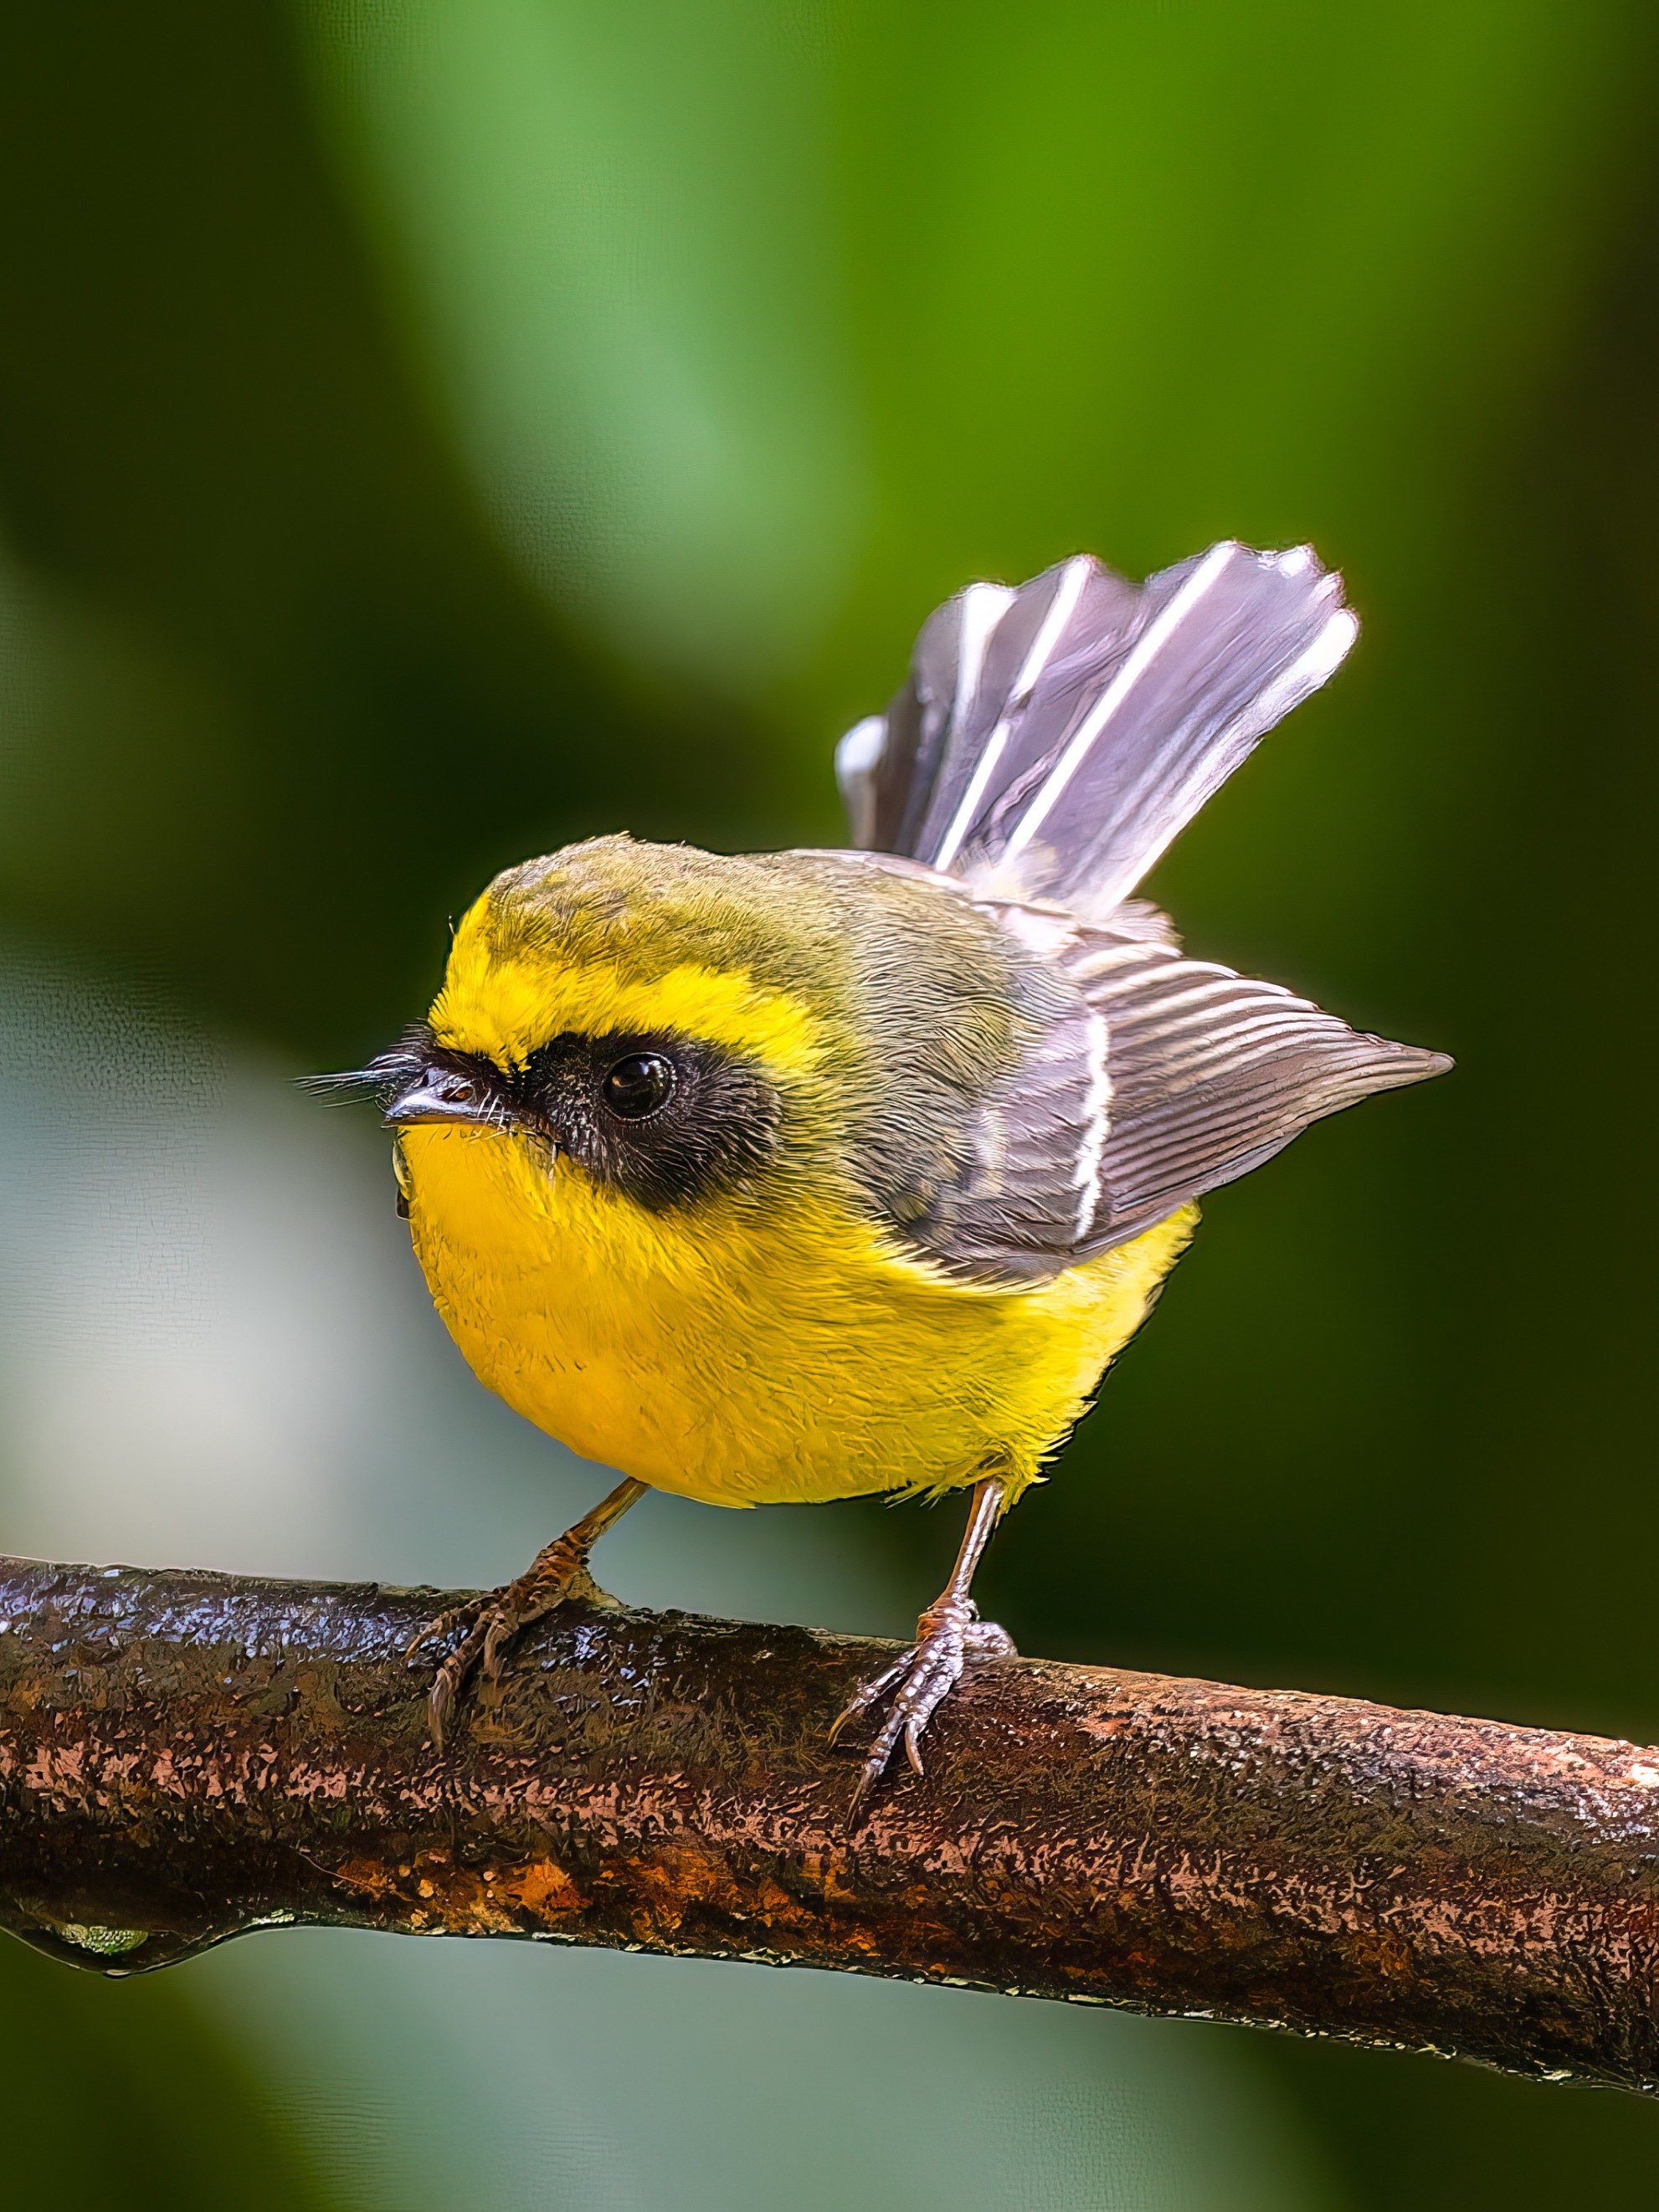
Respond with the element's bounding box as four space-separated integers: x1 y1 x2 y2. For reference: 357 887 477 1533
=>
0 1937 331 2208
1 1 1656 2204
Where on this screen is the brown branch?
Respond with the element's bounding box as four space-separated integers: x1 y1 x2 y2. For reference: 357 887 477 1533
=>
1 1555 1656 2092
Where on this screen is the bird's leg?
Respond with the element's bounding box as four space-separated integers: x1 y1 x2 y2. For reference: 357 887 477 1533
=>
829 1476 1016 1817
407 1476 648 1748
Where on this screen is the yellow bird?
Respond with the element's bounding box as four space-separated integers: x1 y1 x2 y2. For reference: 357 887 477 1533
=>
331 541 1448 1805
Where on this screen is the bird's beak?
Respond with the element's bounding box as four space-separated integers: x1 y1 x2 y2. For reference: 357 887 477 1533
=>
381 1065 496 1129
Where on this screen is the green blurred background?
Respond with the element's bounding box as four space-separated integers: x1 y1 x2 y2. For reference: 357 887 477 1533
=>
1 0 1656 2203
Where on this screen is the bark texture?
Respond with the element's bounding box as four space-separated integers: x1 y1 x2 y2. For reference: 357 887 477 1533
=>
2 1554 1656 2092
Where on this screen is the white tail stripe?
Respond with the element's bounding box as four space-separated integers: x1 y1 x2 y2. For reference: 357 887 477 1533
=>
999 541 1240 866
929 557 1092 871
1230 608 1358 738
835 714 886 782
833 715 889 849
1084 566 1347 836
1070 598 1355 902
953 583 1015 723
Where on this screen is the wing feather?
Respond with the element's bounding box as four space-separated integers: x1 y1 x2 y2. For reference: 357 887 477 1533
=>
888 910 1449 1285
1073 935 1450 1245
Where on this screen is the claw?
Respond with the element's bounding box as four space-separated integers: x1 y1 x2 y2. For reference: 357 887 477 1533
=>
404 1603 474 1669
903 1717 925 1777
405 1477 649 1752
827 1650 911 1748
405 1539 592 1750
834 1598 1015 1823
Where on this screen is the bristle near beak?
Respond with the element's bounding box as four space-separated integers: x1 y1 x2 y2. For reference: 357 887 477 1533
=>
301 1034 501 1131
379 1065 496 1129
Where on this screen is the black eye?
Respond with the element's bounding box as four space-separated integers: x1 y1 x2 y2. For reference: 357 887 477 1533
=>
602 1051 675 1121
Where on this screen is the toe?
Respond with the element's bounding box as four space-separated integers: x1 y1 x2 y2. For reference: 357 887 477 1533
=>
835 1605 1014 1814
421 1609 495 1748
427 1661 459 1751
480 1608 516 1684
902 1712 927 1776
828 1649 913 1747
404 1599 480 1669
840 1640 965 1813
847 1706 909 1823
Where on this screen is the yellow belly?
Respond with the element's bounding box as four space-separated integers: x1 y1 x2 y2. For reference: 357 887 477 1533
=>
401 1125 1194 1507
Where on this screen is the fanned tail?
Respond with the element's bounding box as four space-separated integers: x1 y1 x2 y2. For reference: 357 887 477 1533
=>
830 541 1447 1279
836 541 1356 919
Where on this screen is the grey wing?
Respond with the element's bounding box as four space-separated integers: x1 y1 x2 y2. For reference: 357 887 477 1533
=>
835 543 1354 921
1068 932 1451 1250
901 919 1450 1285
901 992 1112 1284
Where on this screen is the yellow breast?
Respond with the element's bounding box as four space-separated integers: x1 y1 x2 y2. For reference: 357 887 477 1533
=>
400 1123 1194 1508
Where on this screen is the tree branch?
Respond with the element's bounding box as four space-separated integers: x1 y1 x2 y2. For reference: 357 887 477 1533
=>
2 1555 1656 2092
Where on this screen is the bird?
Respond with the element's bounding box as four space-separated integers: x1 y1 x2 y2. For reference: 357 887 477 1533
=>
326 539 1449 1811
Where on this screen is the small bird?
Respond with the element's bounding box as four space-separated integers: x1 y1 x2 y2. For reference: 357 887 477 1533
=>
331 541 1448 1809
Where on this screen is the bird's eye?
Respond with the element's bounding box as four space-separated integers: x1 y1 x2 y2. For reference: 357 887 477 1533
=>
602 1051 675 1121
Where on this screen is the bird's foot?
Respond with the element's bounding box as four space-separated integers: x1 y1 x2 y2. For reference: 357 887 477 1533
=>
829 1596 1015 1819
405 1543 616 1750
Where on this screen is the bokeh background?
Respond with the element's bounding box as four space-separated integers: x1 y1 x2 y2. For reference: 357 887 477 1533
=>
0 0 1656 2204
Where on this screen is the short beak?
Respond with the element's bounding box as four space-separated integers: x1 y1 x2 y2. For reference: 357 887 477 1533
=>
382 1065 496 1129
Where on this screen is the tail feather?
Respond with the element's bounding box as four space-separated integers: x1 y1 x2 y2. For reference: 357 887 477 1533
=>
837 541 1357 919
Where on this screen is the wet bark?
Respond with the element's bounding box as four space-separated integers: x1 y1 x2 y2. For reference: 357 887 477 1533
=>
1 1553 1656 2092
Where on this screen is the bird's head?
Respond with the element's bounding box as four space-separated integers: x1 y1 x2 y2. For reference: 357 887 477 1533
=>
327 834 1036 1246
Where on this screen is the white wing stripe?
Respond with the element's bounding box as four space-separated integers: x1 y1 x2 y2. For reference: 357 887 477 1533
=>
1095 973 1297 1022
1112 1013 1359 1074
1071 1010 1112 1243
1114 1055 1399 1137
